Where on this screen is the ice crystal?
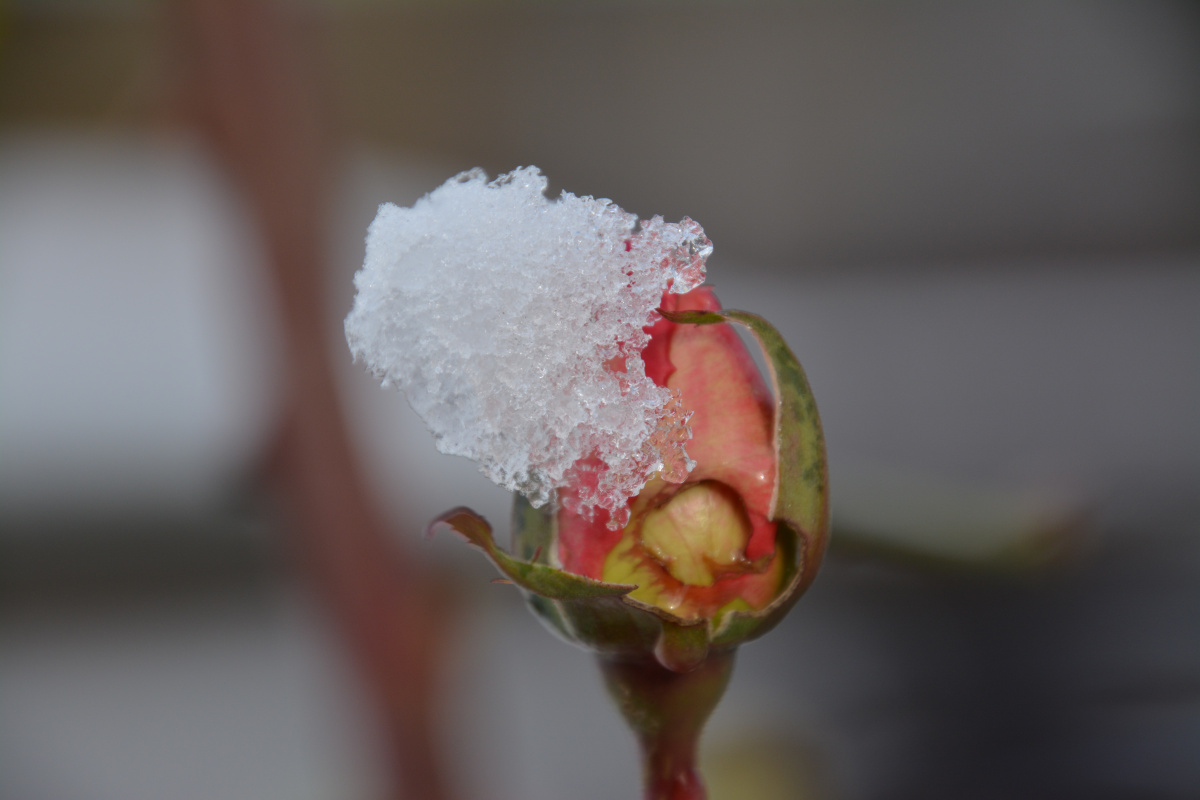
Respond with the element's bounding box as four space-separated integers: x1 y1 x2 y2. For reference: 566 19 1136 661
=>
345 167 710 526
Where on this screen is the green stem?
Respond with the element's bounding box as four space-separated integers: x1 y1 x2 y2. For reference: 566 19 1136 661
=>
599 649 735 800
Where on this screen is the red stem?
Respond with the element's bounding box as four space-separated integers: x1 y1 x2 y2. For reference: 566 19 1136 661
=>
172 3 454 797
600 649 735 800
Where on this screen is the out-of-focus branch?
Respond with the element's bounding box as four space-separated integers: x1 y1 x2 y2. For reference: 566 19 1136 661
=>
170 2 454 798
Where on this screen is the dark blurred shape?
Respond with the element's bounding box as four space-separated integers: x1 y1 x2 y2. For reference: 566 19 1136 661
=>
321 2 1200 267
4 3 1198 268
171 2 452 798
718 464 1200 800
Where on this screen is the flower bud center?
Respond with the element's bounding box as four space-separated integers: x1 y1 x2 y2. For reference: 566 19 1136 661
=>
639 481 752 587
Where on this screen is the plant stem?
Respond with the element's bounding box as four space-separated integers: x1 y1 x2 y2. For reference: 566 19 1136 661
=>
600 649 735 800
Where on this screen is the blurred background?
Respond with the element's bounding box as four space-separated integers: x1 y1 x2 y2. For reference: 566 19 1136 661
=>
1 1 1198 799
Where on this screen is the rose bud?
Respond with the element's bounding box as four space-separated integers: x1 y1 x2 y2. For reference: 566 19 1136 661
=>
350 167 828 800
473 284 829 671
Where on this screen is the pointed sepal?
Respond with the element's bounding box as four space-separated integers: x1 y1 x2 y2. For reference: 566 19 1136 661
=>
430 508 634 601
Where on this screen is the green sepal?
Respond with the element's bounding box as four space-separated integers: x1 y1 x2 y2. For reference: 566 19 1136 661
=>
429 508 634 601
658 307 830 646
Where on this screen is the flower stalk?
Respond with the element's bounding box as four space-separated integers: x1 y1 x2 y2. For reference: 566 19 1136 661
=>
601 650 735 800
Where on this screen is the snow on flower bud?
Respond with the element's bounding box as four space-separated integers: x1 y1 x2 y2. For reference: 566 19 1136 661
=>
363 167 829 668
344 167 710 526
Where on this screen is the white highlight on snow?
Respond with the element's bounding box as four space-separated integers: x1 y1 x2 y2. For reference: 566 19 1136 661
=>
345 167 711 526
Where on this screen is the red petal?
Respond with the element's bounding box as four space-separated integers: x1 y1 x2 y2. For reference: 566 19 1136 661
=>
661 287 776 520
642 309 677 387
557 457 624 579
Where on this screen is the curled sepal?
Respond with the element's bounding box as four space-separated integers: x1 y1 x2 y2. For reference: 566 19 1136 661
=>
657 307 830 647
429 508 634 601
